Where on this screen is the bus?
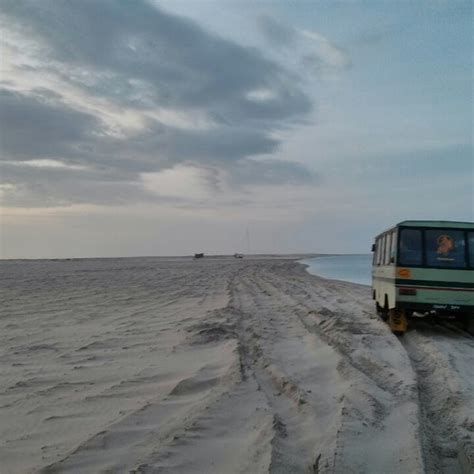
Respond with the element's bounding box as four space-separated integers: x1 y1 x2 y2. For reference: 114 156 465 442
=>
371 220 474 334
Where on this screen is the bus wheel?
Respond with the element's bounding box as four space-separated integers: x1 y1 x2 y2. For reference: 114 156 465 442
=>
388 308 408 335
459 313 474 335
376 302 388 321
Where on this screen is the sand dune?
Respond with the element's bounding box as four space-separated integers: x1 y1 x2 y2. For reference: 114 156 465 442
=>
0 257 472 473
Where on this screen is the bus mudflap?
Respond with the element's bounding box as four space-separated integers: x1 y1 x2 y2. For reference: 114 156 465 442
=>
388 308 408 334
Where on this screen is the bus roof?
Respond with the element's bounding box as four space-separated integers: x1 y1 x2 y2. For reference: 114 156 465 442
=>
375 220 474 237
398 220 474 229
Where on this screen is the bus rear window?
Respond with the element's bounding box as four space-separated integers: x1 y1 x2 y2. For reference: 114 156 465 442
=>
399 229 422 265
425 229 466 268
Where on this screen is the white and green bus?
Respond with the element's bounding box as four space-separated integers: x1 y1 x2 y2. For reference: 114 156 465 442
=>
371 220 474 334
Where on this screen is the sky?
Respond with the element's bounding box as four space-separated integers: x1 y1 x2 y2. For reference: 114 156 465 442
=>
0 0 472 258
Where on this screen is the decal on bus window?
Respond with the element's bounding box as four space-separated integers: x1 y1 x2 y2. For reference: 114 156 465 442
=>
425 229 466 268
436 234 454 258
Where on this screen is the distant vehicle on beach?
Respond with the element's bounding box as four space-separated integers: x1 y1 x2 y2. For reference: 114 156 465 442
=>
371 220 474 334
194 253 204 259
234 253 244 258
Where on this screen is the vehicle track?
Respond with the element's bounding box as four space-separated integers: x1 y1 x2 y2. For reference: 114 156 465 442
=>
402 320 474 474
231 262 424 473
230 267 336 473
261 261 473 473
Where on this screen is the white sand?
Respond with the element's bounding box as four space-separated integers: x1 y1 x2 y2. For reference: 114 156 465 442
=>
0 257 472 473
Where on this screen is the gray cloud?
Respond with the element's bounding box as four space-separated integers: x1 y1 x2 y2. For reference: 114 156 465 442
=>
229 159 318 187
0 88 318 207
0 162 149 207
258 15 297 48
2 0 311 120
0 1 317 206
258 14 351 77
0 89 100 162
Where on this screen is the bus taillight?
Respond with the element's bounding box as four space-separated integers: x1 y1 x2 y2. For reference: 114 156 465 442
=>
399 288 417 296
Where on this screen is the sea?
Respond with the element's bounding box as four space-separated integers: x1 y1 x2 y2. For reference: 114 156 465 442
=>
300 254 372 286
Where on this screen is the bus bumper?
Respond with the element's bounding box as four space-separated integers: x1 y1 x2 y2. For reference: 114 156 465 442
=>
397 302 474 314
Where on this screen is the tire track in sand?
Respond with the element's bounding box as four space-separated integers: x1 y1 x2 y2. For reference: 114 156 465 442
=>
243 262 424 473
402 321 474 474
230 266 345 473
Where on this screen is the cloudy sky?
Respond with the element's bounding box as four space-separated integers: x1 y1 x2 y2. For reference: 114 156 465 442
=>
0 0 472 258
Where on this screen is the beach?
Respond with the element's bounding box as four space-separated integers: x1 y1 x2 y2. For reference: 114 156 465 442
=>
1 257 472 473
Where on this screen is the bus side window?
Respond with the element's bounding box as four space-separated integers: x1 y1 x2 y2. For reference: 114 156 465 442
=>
385 233 392 264
378 236 384 265
399 229 422 266
390 231 397 264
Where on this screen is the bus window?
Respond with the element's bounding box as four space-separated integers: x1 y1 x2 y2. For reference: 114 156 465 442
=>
390 231 397 263
399 229 422 266
375 239 381 265
385 233 392 264
378 236 385 265
425 229 466 268
469 232 474 268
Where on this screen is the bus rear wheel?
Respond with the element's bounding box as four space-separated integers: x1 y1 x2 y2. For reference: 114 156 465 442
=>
376 300 388 321
458 312 474 335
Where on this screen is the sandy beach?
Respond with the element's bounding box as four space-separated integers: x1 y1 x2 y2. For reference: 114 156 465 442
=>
1 257 472 474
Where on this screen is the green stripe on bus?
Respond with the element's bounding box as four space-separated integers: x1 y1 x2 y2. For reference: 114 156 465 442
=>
372 275 474 289
396 279 474 288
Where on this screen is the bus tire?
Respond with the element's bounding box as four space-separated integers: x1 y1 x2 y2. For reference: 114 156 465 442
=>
382 296 390 321
459 312 474 335
376 301 388 321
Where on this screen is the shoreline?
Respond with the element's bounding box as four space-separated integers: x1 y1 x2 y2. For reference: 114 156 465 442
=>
300 254 372 287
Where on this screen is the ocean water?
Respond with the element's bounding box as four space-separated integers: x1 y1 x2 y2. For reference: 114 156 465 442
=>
301 254 372 286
